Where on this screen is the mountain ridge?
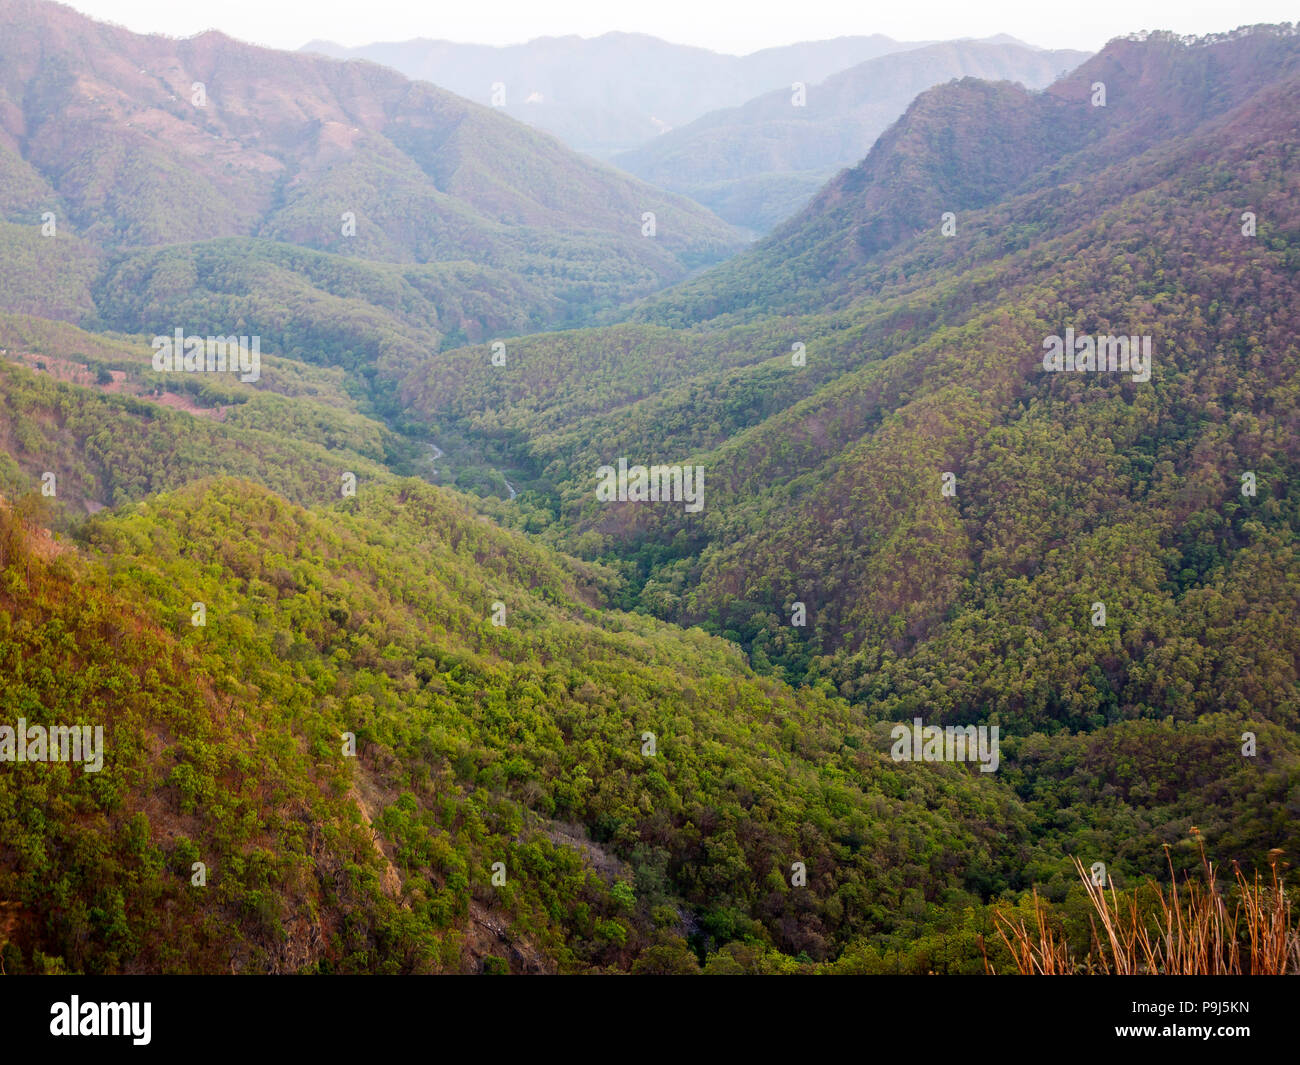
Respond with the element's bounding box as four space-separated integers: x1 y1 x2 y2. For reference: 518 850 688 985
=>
613 39 1091 233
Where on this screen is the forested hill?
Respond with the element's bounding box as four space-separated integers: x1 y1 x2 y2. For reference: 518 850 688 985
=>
0 466 1046 974
0 0 744 351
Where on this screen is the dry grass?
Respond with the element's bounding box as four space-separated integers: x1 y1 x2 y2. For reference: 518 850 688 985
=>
988 835 1299 975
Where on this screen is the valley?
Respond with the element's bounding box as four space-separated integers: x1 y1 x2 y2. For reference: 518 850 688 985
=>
0 0 1295 978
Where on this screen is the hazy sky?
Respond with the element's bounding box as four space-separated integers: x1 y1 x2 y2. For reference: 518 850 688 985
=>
59 0 1295 54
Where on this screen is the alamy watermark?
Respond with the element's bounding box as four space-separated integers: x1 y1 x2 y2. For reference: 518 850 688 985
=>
0 719 104 773
1042 329 1151 383
890 717 1000 773
50 997 150 1045
151 329 261 383
596 458 704 513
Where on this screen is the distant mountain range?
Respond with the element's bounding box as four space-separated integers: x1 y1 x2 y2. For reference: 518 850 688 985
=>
614 40 1091 233
300 31 948 158
299 32 1089 232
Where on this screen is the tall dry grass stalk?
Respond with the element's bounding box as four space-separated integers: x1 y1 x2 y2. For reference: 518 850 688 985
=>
988 837 1298 975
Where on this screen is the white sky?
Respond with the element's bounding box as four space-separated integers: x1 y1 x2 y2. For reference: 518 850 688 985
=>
58 0 1296 54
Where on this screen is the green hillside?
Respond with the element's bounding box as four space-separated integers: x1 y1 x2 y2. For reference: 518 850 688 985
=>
1 470 1055 974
